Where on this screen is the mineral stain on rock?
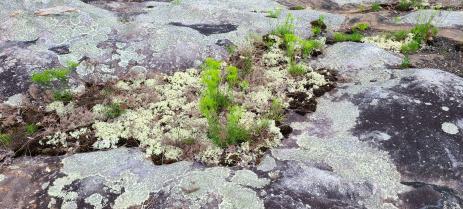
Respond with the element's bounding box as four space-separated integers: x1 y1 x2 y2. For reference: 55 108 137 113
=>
169 22 238 36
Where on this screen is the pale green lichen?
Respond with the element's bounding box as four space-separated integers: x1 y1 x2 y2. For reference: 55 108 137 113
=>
175 167 265 209
46 101 75 117
40 131 69 147
231 170 270 188
361 33 414 53
85 193 106 209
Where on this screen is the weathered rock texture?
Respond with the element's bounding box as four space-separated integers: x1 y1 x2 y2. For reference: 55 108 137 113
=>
0 0 345 100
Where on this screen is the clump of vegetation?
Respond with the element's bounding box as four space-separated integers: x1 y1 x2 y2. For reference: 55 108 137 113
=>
267 7 281 18
25 123 39 135
290 5 305 10
105 103 125 119
400 17 438 54
272 14 295 37
397 0 425 11
353 22 369 32
0 133 12 145
301 39 323 58
311 16 326 37
334 32 363 42
288 63 306 76
371 3 382 12
199 58 249 147
264 99 285 123
31 61 78 102
401 55 411 68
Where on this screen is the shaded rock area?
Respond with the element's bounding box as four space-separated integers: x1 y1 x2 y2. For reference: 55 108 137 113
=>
0 0 345 100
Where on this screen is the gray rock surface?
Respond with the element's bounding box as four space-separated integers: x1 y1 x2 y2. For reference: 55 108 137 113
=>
1 43 462 209
0 0 345 100
397 10 463 28
310 42 403 79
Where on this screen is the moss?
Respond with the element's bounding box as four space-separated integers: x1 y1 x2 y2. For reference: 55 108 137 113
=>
352 22 369 32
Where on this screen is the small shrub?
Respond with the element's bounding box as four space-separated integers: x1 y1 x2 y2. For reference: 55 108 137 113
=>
372 3 382 12
226 45 237 54
311 16 325 37
401 55 411 68
333 32 364 42
26 123 39 135
31 70 55 86
267 8 281 18
288 63 306 76
272 14 295 37
353 22 369 32
0 133 12 145
105 103 124 119
301 39 323 57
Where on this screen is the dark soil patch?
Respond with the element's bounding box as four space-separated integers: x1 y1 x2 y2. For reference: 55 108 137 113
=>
410 37 463 77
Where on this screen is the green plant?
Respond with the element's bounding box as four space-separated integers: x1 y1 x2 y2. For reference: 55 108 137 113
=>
301 39 323 57
391 30 409 41
242 52 253 77
410 22 438 43
105 103 124 119
53 90 73 102
25 123 39 135
199 58 252 147
333 32 364 42
397 0 413 11
267 8 281 18
265 99 285 123
272 14 295 37
397 0 424 11
0 133 12 145
225 105 250 145
311 26 321 36
172 0 181 5
226 45 237 54
288 63 306 76
372 3 382 12
401 55 411 68
290 5 305 10
226 66 239 88
401 40 420 54
353 22 369 32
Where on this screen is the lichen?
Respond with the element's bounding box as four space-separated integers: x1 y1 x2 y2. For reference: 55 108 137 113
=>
46 101 75 117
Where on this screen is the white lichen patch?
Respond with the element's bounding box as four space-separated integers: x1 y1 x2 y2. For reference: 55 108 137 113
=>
361 33 414 53
442 122 459 134
0 174 6 182
85 193 106 209
47 148 193 209
257 155 277 172
46 101 75 117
